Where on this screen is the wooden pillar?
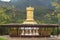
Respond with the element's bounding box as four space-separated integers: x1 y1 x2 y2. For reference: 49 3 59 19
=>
57 27 58 36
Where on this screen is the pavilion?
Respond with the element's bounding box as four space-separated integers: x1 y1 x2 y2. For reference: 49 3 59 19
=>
0 6 59 37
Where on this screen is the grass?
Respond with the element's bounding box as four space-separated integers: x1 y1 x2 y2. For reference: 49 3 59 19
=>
0 38 7 40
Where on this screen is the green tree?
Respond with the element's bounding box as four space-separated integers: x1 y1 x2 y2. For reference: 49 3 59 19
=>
0 6 11 35
51 0 60 35
0 6 10 24
52 0 60 24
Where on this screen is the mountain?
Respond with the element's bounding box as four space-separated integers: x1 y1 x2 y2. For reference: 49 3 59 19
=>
10 0 54 9
0 1 12 7
0 0 55 9
0 0 58 24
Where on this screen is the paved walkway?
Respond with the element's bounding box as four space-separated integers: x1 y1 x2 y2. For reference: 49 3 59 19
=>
0 35 60 40
8 37 59 40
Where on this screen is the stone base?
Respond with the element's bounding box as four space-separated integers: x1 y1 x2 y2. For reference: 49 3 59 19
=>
23 20 37 24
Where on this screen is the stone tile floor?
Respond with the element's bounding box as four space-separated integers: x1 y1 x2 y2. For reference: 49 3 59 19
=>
0 35 60 40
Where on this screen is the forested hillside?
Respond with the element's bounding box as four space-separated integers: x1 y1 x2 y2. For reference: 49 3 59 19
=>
0 0 59 24
0 5 58 24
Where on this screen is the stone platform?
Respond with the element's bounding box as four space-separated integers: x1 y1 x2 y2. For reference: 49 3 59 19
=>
0 35 60 40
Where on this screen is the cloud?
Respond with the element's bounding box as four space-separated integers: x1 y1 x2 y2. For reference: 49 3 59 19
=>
1 0 11 2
